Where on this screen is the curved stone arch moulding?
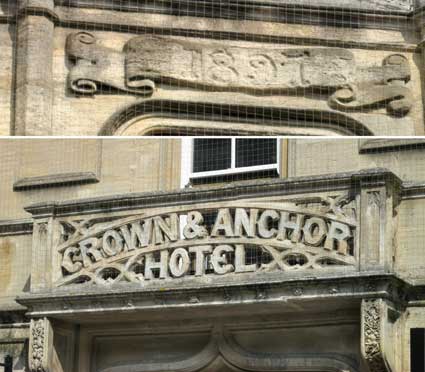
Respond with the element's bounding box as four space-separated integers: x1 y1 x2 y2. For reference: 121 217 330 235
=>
99 329 359 372
99 100 374 136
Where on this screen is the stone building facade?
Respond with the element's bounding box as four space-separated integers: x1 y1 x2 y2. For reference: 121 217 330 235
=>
0 138 424 371
2 0 425 135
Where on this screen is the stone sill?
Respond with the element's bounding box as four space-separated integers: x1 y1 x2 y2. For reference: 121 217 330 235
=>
13 172 99 192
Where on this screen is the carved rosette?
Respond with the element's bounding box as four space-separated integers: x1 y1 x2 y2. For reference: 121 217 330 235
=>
361 299 388 372
29 318 49 372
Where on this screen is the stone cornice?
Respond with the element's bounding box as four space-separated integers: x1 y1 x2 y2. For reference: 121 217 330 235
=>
23 168 402 218
6 0 419 33
16 272 409 319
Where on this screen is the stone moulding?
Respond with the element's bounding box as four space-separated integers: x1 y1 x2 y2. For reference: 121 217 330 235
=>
55 0 415 20
97 327 358 372
16 273 409 322
359 139 425 154
23 168 401 217
13 172 99 192
99 100 374 137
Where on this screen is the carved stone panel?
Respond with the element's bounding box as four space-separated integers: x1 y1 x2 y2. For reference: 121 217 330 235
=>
54 199 357 287
66 32 412 117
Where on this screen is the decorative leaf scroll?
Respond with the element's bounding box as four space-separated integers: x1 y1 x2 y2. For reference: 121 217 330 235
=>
56 199 357 287
66 32 412 117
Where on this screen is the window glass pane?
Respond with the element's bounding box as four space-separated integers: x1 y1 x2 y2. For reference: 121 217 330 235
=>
235 139 277 168
193 139 232 172
411 328 425 372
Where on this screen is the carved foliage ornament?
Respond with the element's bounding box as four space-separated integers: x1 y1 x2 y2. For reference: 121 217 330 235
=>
66 32 412 116
56 199 356 286
29 319 47 372
361 299 388 372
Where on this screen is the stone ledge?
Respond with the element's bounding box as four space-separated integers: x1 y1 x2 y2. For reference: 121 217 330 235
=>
13 172 99 192
23 168 402 217
0 219 33 236
56 0 414 13
359 139 425 154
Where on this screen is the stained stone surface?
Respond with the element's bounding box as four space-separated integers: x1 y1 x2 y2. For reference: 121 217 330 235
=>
0 0 424 135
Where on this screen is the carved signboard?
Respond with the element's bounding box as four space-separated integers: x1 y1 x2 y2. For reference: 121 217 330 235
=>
66 32 412 116
56 199 356 287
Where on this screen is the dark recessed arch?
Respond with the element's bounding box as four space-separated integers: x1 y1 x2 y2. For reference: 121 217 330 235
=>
99 99 374 136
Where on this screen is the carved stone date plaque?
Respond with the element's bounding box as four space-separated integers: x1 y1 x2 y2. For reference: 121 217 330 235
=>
66 32 413 117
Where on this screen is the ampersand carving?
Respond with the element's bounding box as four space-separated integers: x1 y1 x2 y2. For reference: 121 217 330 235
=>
183 211 208 239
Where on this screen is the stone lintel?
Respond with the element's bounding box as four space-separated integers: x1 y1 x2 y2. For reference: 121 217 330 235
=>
23 168 402 217
13 172 99 192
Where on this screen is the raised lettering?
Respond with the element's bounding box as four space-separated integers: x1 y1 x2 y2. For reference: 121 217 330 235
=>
120 219 152 250
154 214 179 244
211 209 234 237
235 244 257 273
277 212 304 242
324 221 352 255
144 251 169 280
102 230 124 257
79 238 102 267
189 245 212 276
211 245 234 274
183 211 208 239
258 210 279 239
234 208 258 237
303 217 327 246
169 248 191 277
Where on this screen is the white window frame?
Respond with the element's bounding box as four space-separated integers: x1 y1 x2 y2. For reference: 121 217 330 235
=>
181 138 280 188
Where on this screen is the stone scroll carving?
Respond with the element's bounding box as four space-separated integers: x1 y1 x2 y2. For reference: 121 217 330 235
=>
29 318 51 372
55 198 357 286
99 328 358 372
66 32 412 117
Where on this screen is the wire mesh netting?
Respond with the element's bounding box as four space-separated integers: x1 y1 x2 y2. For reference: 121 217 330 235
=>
0 0 422 135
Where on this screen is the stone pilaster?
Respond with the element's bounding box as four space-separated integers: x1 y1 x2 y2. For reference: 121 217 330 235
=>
14 0 55 135
357 173 401 272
